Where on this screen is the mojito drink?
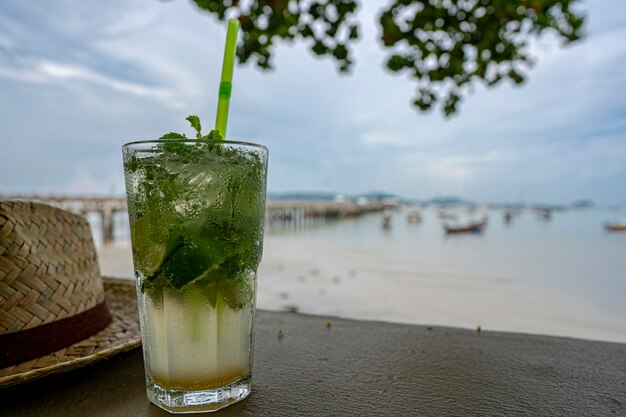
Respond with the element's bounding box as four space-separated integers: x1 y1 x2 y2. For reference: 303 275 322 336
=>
123 139 267 412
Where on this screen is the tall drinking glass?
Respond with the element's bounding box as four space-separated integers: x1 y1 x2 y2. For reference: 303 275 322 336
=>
122 139 268 413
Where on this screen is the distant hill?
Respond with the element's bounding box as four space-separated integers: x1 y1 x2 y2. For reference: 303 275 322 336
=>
425 196 474 206
355 191 399 200
572 199 594 208
267 191 601 209
267 192 337 201
267 190 412 203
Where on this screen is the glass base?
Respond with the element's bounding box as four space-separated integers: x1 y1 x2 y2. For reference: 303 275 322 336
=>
147 377 251 414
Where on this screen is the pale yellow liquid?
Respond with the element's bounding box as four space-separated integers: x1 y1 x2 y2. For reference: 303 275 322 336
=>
140 288 253 390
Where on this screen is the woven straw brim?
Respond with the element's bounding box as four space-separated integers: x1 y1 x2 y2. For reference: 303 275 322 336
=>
0 277 141 388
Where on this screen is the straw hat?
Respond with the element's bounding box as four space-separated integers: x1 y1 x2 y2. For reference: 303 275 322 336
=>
0 200 141 388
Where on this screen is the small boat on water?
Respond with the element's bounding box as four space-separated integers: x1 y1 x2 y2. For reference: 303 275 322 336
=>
605 221 626 232
382 213 392 229
535 208 552 221
406 211 422 223
444 218 487 234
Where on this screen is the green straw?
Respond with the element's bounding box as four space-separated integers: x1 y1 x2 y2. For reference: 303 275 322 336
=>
215 18 240 140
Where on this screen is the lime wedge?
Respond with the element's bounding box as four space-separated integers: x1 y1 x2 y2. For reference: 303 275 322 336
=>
137 243 167 276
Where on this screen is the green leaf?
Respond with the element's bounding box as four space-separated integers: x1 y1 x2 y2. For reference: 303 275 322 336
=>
221 277 253 310
159 132 187 140
202 130 223 141
188 0 584 117
193 0 359 75
378 0 585 116
162 244 217 289
186 115 202 138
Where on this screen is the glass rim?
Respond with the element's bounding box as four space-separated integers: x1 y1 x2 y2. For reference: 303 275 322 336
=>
122 138 268 152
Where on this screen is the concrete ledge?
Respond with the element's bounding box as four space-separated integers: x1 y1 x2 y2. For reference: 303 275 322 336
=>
2 310 625 416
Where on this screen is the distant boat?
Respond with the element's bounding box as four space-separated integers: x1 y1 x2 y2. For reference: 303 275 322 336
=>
382 213 392 229
406 211 422 223
605 221 626 232
535 208 552 221
444 218 487 234
503 210 512 224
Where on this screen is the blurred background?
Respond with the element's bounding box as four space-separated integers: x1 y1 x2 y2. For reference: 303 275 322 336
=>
1 0 625 342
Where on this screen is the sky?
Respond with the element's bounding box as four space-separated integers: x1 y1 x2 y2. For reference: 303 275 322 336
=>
0 0 625 204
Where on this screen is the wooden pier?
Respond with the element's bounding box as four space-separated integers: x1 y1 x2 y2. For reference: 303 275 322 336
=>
1 195 388 242
266 199 385 229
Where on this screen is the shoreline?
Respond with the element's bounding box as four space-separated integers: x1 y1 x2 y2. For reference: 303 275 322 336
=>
97 236 626 344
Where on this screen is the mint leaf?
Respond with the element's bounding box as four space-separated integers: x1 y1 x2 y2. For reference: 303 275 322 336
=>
158 117 223 142
162 244 216 289
202 130 223 141
159 132 187 140
186 115 202 139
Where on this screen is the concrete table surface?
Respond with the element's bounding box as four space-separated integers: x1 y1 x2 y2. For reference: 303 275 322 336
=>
2 310 625 416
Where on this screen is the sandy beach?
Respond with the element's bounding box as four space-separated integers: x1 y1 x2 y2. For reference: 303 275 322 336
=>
98 227 626 344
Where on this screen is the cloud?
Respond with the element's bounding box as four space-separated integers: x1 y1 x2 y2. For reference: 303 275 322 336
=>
0 59 180 106
63 166 119 195
0 0 625 204
360 130 414 146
